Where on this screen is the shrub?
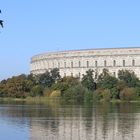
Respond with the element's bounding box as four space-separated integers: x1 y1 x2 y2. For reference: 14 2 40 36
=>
84 91 93 102
119 87 136 101
43 87 52 97
63 84 88 102
30 85 43 97
101 89 111 102
111 87 119 99
50 90 61 97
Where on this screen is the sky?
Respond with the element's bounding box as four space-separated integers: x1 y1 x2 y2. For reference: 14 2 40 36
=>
0 0 140 80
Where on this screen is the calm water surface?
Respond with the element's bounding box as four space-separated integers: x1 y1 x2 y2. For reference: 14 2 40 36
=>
0 101 140 140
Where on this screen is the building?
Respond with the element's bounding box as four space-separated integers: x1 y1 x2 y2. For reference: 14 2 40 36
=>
30 47 140 79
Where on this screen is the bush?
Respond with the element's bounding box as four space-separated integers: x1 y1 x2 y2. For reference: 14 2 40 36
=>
43 87 52 97
119 87 136 101
84 91 93 102
63 84 88 102
50 90 61 97
111 88 119 99
101 89 111 102
30 85 43 97
52 76 80 96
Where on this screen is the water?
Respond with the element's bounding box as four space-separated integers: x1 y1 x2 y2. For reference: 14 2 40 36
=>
0 101 140 140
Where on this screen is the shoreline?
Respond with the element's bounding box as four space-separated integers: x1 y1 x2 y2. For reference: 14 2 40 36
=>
0 97 140 104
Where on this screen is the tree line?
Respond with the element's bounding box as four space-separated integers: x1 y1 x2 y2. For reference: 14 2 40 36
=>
0 68 140 102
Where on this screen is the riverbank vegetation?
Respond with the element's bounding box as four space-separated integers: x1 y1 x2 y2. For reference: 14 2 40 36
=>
0 68 140 102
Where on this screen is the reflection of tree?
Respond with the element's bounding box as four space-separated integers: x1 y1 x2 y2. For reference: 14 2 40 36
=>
117 103 136 140
0 101 139 140
82 103 93 140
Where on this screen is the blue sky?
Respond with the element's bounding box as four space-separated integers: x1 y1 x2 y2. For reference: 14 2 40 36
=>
0 0 140 79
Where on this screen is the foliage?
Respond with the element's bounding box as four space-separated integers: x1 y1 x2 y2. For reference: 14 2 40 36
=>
1 68 140 102
110 87 119 99
50 90 61 97
119 87 137 101
62 84 88 102
43 87 52 97
84 90 95 102
30 85 43 97
97 69 118 89
118 70 140 87
101 89 112 102
34 68 60 87
0 74 33 98
52 76 79 95
50 68 61 83
81 69 96 91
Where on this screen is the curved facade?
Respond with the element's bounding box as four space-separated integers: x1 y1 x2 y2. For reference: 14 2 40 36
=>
30 47 140 79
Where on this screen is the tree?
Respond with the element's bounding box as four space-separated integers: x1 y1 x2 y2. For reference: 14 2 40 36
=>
118 70 140 87
53 76 79 95
50 68 61 84
97 69 118 89
35 68 61 87
30 85 43 97
0 74 33 98
81 69 96 91
36 71 52 87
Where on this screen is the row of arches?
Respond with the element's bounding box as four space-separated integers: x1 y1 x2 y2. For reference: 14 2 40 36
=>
59 59 136 69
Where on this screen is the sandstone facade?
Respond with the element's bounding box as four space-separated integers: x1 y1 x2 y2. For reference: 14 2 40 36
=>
30 47 140 79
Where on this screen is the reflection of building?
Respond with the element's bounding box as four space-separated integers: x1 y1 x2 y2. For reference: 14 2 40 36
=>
31 47 140 78
29 105 137 140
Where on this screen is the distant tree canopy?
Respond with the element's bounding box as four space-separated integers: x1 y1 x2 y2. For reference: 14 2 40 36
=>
0 68 61 98
118 70 140 87
97 69 118 89
35 68 60 87
0 68 140 101
81 69 96 91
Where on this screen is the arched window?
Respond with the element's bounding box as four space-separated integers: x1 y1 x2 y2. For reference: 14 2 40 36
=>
64 62 66 68
79 61 81 67
95 61 98 67
104 60 106 67
132 60 135 66
71 62 73 68
123 60 125 66
113 60 116 66
87 61 89 68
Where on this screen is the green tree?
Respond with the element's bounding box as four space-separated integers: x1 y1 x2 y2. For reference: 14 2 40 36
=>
36 71 52 87
63 84 88 102
30 85 43 96
81 69 96 91
0 74 33 98
97 69 118 89
52 76 79 95
118 70 140 87
35 68 60 87
50 68 61 84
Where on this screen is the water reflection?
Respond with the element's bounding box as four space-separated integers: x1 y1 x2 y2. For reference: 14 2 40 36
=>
0 101 140 140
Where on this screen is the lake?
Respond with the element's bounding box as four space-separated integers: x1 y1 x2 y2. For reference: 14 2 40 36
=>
0 100 140 140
